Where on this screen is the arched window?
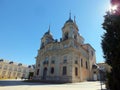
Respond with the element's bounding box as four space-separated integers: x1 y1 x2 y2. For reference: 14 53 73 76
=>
37 69 39 75
51 67 54 74
75 67 78 76
62 66 67 75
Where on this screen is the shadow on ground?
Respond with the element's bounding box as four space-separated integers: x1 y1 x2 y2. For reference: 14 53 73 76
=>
0 80 64 87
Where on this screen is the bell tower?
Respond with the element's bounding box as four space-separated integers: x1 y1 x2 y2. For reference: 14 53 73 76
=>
40 26 54 49
62 13 78 40
62 13 84 44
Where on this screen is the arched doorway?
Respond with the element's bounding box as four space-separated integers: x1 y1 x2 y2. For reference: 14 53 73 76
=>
93 71 97 81
43 67 47 80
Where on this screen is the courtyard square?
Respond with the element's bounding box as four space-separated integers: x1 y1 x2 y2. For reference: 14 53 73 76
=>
0 80 106 90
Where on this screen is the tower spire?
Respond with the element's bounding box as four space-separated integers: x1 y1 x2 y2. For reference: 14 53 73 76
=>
48 24 50 33
69 11 71 20
74 16 76 23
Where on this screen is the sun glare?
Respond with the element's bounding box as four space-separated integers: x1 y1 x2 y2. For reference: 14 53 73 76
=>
109 5 117 11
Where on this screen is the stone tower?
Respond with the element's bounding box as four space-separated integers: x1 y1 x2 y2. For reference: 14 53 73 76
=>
62 13 84 44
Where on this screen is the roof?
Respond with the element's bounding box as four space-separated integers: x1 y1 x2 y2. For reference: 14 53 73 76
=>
65 18 73 23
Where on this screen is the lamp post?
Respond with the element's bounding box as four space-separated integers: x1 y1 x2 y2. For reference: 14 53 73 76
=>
99 69 103 90
98 67 105 90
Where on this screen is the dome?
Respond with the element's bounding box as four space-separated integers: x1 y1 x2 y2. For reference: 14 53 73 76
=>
44 26 52 36
65 18 73 23
65 12 74 24
43 29 53 40
44 30 50 35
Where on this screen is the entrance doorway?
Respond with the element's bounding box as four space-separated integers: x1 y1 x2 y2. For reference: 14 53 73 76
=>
43 67 47 80
93 73 97 81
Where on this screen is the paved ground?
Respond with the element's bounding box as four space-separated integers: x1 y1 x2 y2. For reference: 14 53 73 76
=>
0 80 106 90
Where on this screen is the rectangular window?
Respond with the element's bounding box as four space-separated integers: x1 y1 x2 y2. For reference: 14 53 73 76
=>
38 64 40 67
64 44 68 48
14 67 17 71
75 60 78 64
43 57 49 65
51 60 55 64
91 51 94 56
86 61 88 69
81 59 83 67
37 69 39 75
2 71 6 76
9 66 12 71
51 67 54 74
23 69 26 73
13 72 16 76
0 65 2 69
63 56 67 63
18 68 21 72
51 56 55 64
75 57 78 64
45 57 49 61
4 65 7 70
62 66 67 75
75 67 78 76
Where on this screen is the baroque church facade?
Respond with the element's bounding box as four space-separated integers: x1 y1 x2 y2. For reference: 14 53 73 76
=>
34 14 96 82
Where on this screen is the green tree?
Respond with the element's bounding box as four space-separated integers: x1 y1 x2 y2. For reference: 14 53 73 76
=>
102 11 120 90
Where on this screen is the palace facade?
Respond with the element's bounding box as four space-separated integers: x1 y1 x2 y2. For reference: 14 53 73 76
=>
0 59 34 79
34 15 96 82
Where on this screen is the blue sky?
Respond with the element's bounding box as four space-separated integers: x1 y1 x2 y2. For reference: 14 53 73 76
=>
0 0 110 65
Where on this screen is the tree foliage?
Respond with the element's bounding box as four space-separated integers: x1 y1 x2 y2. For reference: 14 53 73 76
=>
102 12 120 90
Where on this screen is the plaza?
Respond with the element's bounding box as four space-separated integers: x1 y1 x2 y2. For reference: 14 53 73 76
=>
0 80 106 90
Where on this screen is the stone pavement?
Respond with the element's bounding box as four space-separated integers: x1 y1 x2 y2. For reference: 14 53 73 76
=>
0 80 106 90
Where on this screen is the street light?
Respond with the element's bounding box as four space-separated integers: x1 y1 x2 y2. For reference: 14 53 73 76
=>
98 66 105 90
99 69 103 90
